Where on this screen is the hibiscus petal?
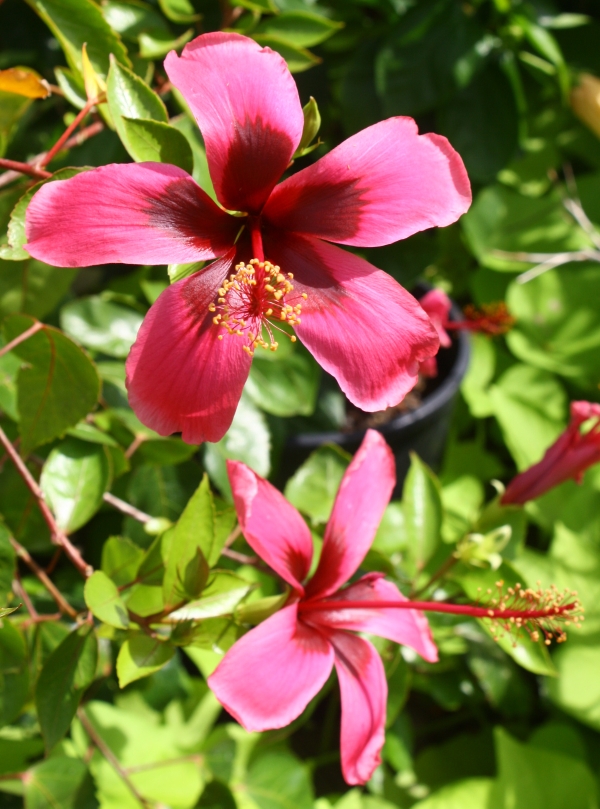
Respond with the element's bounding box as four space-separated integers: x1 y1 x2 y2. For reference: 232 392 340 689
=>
308 573 438 662
165 33 303 214
227 461 313 592
25 163 238 267
208 604 334 731
263 117 471 247
306 431 395 599
125 252 252 444
265 231 439 412
330 632 387 785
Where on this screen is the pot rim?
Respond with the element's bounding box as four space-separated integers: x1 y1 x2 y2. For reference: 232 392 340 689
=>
286 297 471 449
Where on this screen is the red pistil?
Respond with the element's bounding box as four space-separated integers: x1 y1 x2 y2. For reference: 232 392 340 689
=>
249 217 264 262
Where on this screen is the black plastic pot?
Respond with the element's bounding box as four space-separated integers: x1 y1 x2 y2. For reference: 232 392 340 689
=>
282 292 471 496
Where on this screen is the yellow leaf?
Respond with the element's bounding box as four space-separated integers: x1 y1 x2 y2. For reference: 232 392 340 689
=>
0 67 50 99
81 43 106 101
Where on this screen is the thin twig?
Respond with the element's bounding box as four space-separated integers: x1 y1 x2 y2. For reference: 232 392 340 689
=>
125 434 145 460
103 492 151 523
36 95 103 169
221 547 259 565
78 709 153 808
0 158 51 180
0 121 105 190
0 322 44 360
13 574 38 619
10 536 78 618
0 426 92 578
224 524 242 549
20 612 61 630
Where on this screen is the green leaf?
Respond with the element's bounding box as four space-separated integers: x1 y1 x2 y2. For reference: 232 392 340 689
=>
204 394 271 501
0 620 29 727
461 334 496 418
490 727 597 809
515 16 569 98
120 116 194 172
169 571 253 621
139 27 195 59
158 0 199 23
243 748 314 809
245 348 320 417
462 185 592 271
285 443 350 525
167 260 204 284
233 0 277 12
293 96 321 158
101 536 144 586
254 11 343 48
116 633 174 686
54 66 87 109
40 437 110 532
252 35 321 73
0 167 85 261
0 91 33 157
506 264 600 386
3 315 100 454
24 756 98 809
25 0 130 80
0 605 19 618
488 365 566 470
547 634 600 730
0 522 15 603
411 779 494 809
60 296 143 359
106 55 167 157
36 625 97 750
101 0 169 40
403 453 443 571
84 571 129 629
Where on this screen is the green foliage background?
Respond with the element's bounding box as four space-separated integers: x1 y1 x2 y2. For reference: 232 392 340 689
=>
1 0 600 807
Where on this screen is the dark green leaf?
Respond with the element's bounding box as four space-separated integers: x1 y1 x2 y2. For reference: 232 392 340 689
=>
102 0 168 40
254 11 343 48
120 116 194 172
158 0 200 23
40 437 110 532
60 296 143 358
252 35 321 73
36 625 97 750
245 348 321 417
139 27 194 59
0 521 15 603
116 633 174 686
24 756 98 809
0 620 28 727
402 453 443 571
3 315 100 453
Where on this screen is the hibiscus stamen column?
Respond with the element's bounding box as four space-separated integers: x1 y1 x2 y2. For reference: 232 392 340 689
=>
299 581 583 646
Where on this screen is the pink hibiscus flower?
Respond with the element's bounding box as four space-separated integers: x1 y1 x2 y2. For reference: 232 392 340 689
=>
208 429 437 785
25 33 471 444
418 289 452 378
502 400 600 505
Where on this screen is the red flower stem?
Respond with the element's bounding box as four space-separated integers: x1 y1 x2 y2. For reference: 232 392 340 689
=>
0 425 92 578
0 158 51 180
298 599 578 620
0 321 44 359
37 95 102 169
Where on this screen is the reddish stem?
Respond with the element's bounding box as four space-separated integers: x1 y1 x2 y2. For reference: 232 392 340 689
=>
37 96 102 169
250 219 265 262
0 158 51 180
298 599 578 620
0 321 44 359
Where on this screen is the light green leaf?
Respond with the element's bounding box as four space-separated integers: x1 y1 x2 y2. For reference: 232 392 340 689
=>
36 625 97 750
60 296 143 358
24 756 98 809
233 0 278 12
54 66 87 109
85 571 129 629
245 348 320 417
3 315 100 454
204 394 271 501
462 185 592 271
101 536 144 587
101 0 168 40
139 27 194 59
120 116 194 172
0 605 19 618
25 0 130 79
40 437 110 532
169 571 253 621
506 264 600 385
242 748 314 809
116 634 174 686
255 11 343 48
403 453 443 571
488 364 566 470
158 0 199 23
460 334 496 418
285 443 350 525
0 620 29 727
412 779 494 809
547 635 600 730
